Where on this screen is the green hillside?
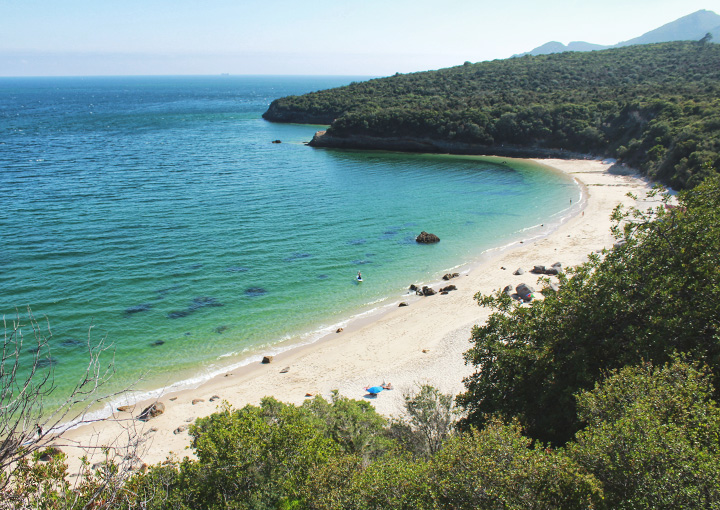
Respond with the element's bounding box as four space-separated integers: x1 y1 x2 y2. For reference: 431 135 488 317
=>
264 41 720 189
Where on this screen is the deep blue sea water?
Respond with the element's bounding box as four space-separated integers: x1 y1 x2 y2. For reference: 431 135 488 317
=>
0 75 579 412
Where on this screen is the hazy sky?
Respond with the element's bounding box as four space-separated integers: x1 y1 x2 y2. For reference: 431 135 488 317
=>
1 0 718 77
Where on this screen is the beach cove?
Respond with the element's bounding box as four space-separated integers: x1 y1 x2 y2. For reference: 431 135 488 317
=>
60 158 655 473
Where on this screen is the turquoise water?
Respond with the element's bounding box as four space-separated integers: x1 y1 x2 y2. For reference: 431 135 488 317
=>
0 76 579 410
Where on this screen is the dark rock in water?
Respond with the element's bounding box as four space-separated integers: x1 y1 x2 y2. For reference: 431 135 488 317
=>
409 284 419 292
226 266 249 273
150 340 165 347
531 265 546 274
348 239 367 245
513 268 525 275
125 303 153 316
284 252 312 262
353 259 371 265
215 325 228 334
189 263 204 270
37 358 58 368
138 402 165 421
245 287 267 297
317 274 329 280
416 231 440 244
516 283 535 302
272 139 282 144
443 273 460 281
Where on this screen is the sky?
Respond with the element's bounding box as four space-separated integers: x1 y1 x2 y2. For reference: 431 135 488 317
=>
1 0 719 77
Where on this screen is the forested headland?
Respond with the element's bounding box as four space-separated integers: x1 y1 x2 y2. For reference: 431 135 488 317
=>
264 41 720 189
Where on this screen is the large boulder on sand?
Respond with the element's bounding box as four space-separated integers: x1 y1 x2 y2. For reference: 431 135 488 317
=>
516 283 535 302
416 231 440 244
138 402 165 422
421 286 436 296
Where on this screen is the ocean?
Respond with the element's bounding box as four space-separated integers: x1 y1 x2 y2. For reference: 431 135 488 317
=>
0 75 579 413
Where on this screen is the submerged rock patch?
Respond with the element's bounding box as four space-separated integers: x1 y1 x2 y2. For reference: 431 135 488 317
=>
284 252 312 262
244 287 267 297
37 358 58 368
167 296 224 319
124 303 154 317
58 338 84 349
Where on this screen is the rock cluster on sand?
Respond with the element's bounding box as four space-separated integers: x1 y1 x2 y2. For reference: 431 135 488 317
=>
530 262 563 275
416 231 440 243
439 285 457 294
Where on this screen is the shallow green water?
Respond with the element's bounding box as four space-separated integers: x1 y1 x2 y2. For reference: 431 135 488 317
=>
0 76 579 412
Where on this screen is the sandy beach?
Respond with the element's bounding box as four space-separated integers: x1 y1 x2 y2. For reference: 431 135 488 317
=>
59 158 655 473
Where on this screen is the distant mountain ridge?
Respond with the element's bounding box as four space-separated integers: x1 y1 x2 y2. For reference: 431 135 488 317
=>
519 9 720 56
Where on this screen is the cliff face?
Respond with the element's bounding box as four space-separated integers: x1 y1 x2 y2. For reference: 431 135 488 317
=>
262 100 336 124
309 131 582 159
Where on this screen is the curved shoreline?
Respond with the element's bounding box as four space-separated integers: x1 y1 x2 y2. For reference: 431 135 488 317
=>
60 157 653 472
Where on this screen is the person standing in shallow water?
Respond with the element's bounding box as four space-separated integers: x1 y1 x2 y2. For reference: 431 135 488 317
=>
357 271 362 280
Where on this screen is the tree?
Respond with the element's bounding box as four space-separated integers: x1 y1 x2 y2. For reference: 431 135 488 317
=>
568 356 720 508
390 384 457 457
457 174 720 445
425 420 602 509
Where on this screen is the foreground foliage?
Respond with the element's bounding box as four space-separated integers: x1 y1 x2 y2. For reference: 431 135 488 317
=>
264 42 720 189
18 358 720 509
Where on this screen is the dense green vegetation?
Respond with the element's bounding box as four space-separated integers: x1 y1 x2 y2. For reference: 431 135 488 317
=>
264 41 720 189
8 176 720 508
459 173 720 445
